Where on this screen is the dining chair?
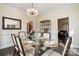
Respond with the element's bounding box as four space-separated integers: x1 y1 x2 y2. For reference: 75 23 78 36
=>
51 37 72 56
18 31 26 40
11 34 17 46
40 33 51 51
11 34 20 56
15 36 35 56
36 32 41 39
42 33 51 41
41 37 72 56
15 36 26 56
62 37 72 56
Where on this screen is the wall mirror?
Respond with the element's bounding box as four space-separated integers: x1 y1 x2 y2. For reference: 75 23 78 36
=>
2 16 21 30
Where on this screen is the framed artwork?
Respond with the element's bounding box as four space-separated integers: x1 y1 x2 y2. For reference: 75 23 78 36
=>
2 16 21 30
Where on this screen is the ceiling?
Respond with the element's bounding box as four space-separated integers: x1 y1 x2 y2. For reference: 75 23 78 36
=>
0 3 77 15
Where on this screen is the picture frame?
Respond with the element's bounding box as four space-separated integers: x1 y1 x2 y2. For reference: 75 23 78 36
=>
2 16 21 30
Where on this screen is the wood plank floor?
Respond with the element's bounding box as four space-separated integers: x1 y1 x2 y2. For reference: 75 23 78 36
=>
0 45 79 56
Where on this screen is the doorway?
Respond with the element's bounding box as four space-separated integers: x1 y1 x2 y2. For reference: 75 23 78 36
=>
27 21 33 34
58 17 69 45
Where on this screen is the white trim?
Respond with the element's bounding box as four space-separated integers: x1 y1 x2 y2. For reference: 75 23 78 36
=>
71 45 79 48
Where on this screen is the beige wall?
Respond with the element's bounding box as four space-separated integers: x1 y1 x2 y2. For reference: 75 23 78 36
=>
0 5 28 49
0 5 37 49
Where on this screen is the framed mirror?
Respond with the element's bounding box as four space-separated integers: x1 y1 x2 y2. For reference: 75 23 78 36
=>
2 16 21 30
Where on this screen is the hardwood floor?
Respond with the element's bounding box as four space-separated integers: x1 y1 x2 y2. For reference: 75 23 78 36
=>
0 45 79 56
0 46 14 56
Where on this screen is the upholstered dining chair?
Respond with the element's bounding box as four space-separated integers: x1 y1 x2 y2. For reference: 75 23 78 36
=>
41 37 72 56
11 34 17 46
62 37 72 56
11 34 20 56
36 32 41 39
15 36 35 56
39 33 51 51
15 36 26 56
42 33 51 41
18 31 27 40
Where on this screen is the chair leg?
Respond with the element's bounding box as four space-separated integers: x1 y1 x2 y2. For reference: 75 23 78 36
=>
16 51 20 56
13 49 20 56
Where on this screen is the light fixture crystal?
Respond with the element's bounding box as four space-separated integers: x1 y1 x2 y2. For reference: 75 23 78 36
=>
27 3 38 16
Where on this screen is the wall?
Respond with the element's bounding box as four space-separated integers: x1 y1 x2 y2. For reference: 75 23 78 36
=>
37 5 79 48
0 5 27 49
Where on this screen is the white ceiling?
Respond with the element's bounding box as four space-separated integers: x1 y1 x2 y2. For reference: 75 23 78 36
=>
0 3 78 15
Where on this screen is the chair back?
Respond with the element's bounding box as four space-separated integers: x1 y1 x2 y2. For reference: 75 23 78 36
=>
18 31 26 39
62 37 72 56
11 34 17 46
11 34 20 56
36 32 41 39
43 33 50 40
15 36 26 56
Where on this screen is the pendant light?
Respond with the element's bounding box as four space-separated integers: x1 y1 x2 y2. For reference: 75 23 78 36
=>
27 3 38 16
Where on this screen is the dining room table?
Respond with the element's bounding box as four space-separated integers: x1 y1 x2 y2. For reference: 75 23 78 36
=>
22 39 41 55
21 37 58 56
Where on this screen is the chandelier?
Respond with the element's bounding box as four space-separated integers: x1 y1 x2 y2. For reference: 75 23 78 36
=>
27 3 38 16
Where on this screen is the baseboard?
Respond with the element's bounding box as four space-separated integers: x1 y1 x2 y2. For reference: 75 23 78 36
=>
71 45 79 48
